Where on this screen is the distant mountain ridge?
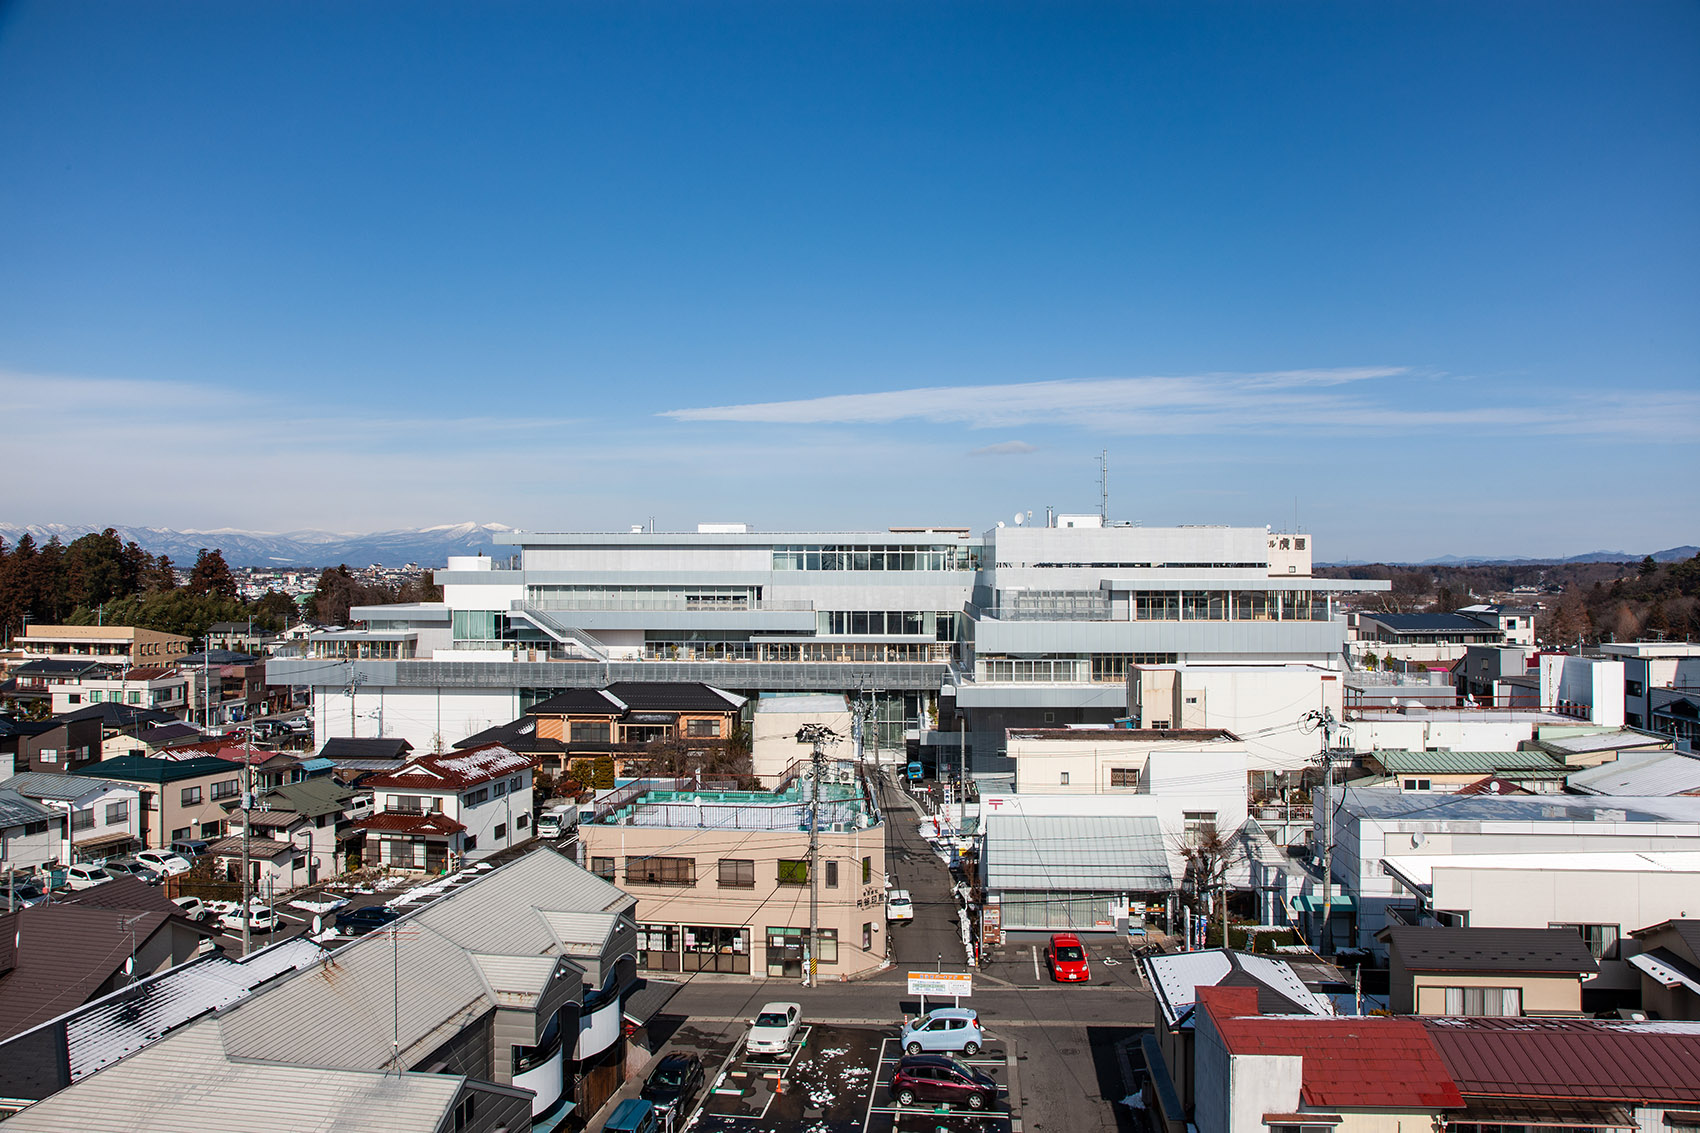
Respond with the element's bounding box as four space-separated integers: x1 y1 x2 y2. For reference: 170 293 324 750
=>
1322 545 1698 568
0 522 515 568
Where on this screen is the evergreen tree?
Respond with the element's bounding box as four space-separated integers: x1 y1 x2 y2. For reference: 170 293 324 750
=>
187 548 238 598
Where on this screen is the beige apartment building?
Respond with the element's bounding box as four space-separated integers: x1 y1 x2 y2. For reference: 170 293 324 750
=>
578 776 887 979
21 625 191 666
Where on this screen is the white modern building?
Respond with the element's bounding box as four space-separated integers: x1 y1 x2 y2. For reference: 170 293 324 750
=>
1602 642 1700 737
1309 789 1700 983
267 522 1387 780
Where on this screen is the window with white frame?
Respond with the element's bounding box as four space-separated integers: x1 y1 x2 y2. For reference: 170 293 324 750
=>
1442 986 1521 1016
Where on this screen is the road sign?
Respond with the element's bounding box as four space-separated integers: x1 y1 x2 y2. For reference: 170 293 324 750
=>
907 972 972 997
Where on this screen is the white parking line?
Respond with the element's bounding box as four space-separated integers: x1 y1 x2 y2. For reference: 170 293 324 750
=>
1030 945 1040 981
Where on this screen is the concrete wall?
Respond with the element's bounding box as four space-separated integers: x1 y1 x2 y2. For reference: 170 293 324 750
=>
313 685 520 753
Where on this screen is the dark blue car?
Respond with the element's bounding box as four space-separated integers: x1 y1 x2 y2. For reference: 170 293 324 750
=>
334 905 402 936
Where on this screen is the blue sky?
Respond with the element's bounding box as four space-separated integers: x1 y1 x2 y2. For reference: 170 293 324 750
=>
1 1 1695 561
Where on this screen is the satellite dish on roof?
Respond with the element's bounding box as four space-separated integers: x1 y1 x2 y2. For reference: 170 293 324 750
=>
996 521 1005 528
1013 512 1025 526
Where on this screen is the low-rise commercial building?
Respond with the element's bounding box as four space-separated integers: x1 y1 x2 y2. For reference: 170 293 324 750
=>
18 625 190 667
579 771 886 978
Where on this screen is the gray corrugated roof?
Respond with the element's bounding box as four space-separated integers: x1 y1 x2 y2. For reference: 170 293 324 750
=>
1567 751 1700 797
216 849 621 1071
1 771 130 800
1379 926 1598 974
0 788 51 829
984 814 1172 891
1 1016 464 1133
540 910 620 952
62 938 328 1082
1341 788 1700 824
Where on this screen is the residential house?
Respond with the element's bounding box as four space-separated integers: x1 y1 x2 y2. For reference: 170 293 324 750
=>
1178 982 1700 1133
3 716 104 775
211 776 368 892
1377 926 1596 1016
6 659 107 706
0 789 55 875
460 681 747 779
105 720 206 760
1004 727 1246 795
1 772 143 865
355 744 535 872
57 703 180 757
579 772 887 978
1455 603 1536 647
1140 949 1335 1122
1422 1015 1700 1130
18 625 189 667
1189 984 1464 1133
1651 686 1700 751
0 847 641 1130
179 650 275 726
0 878 213 1045
72 755 246 849
1357 749 1569 794
205 621 279 655
48 668 190 718
317 736 414 783
1627 920 1700 1021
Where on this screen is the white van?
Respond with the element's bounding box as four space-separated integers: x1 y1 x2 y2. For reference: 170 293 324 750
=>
886 889 914 921
66 864 113 890
537 803 579 840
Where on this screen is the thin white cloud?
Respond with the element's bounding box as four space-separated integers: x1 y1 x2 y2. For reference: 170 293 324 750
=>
660 367 1411 429
658 367 1700 442
970 440 1038 456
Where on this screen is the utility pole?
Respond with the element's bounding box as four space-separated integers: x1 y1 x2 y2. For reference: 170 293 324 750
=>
794 723 841 988
241 740 255 958
1302 707 1339 953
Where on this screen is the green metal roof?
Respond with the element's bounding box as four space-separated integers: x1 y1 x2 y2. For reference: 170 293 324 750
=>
1367 749 1566 776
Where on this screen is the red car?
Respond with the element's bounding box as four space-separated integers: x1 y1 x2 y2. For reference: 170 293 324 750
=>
1045 933 1091 983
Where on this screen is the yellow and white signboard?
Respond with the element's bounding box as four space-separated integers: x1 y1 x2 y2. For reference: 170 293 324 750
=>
906 972 973 998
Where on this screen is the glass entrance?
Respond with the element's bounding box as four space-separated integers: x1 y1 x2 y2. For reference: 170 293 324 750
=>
766 927 803 978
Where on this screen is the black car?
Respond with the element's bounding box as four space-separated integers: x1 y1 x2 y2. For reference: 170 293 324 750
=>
640 1052 705 1113
333 905 402 936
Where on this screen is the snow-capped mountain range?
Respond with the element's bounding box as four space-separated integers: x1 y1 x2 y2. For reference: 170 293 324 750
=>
0 522 516 568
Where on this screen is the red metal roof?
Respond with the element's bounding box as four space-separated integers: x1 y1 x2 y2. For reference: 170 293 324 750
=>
1200 986 1464 1109
1424 1017 1700 1103
355 811 467 837
361 743 535 791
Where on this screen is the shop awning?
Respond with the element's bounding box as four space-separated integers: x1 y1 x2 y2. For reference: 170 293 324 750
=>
1292 894 1355 913
1451 1097 1635 1128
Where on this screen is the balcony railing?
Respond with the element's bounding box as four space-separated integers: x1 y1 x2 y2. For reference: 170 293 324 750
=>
524 598 814 613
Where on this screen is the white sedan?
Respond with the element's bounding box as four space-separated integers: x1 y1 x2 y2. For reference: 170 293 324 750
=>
220 905 279 934
746 1002 802 1055
136 850 193 877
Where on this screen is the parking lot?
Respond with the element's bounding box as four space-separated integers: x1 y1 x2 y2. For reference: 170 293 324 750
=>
641 1021 1015 1133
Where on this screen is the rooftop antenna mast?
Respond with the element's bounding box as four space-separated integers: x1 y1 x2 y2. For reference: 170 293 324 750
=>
1098 450 1109 525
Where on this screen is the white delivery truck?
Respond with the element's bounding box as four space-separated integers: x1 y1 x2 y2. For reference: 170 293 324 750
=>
537 803 579 840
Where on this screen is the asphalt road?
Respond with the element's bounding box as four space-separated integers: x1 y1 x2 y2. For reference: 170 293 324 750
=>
878 777 971 972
